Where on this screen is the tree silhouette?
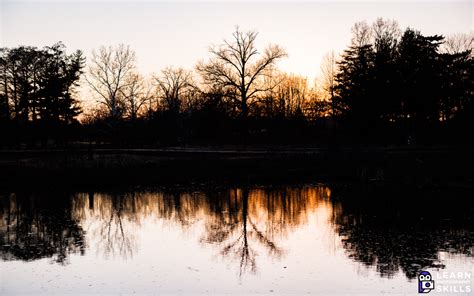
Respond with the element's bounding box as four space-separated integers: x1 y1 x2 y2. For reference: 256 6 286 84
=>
0 46 41 122
0 43 84 123
86 44 136 120
197 27 287 120
260 73 310 119
441 33 473 54
331 19 472 144
154 67 197 114
320 51 339 117
335 21 375 138
371 18 400 124
0 21 472 146
118 73 154 120
0 49 10 121
35 43 84 123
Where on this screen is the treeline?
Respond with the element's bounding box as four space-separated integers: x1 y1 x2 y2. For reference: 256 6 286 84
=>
0 43 84 123
0 43 85 145
332 20 473 144
0 19 472 147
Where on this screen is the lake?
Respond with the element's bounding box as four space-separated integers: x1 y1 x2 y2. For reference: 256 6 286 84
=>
0 184 472 295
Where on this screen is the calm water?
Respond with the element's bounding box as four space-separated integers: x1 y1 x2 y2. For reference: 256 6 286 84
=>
0 185 473 295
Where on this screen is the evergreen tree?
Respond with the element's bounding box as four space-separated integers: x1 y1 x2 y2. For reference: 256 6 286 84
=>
0 43 84 124
397 29 444 131
36 42 84 123
335 41 375 133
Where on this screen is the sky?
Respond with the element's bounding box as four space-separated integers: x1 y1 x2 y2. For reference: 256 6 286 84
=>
1 0 472 81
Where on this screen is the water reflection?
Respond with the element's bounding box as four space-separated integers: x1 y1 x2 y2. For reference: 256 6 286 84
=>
0 185 472 280
198 187 332 275
76 192 140 260
330 186 473 279
0 192 86 264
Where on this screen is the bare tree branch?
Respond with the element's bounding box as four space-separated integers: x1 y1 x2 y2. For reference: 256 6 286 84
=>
196 28 287 118
86 44 136 119
153 67 196 113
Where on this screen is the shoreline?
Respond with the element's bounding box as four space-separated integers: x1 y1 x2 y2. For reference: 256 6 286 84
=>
0 146 472 191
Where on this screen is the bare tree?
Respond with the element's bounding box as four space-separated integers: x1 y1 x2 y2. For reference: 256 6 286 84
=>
442 32 474 54
86 44 136 119
271 73 309 117
197 27 287 119
320 51 338 117
153 67 196 113
351 21 372 47
120 73 154 120
372 18 401 51
0 48 10 120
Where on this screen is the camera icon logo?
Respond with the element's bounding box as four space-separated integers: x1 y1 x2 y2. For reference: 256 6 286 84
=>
418 271 435 293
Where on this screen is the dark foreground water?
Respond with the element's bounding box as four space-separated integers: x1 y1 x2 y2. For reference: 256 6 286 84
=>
0 185 473 295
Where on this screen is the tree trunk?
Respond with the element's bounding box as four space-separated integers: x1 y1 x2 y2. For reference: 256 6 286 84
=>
241 89 248 119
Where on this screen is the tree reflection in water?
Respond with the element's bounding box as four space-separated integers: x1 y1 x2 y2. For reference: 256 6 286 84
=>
200 189 258 275
72 187 331 275
94 193 137 260
330 186 474 279
0 186 472 280
200 187 331 275
0 192 85 264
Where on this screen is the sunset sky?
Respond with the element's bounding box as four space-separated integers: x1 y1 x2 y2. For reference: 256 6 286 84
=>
1 1 472 80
